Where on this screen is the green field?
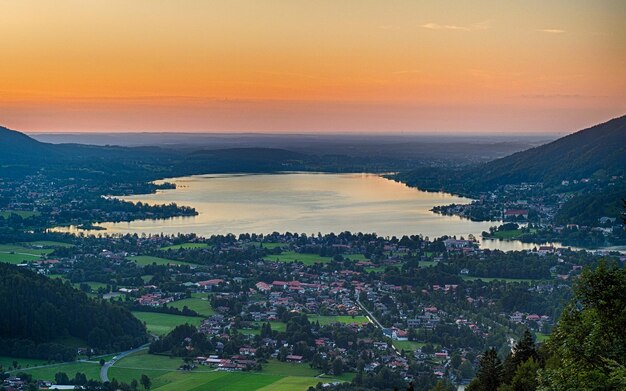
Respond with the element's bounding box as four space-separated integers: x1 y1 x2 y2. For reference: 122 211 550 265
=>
128 255 195 267
0 210 40 219
392 340 426 352
257 377 323 391
160 243 210 251
131 312 203 335
73 281 109 291
23 240 74 248
535 332 550 342
420 261 438 268
308 315 369 325
249 242 284 249
0 356 49 370
345 254 368 261
110 352 334 391
169 294 214 317
15 361 101 381
238 321 287 335
263 251 332 265
0 244 54 264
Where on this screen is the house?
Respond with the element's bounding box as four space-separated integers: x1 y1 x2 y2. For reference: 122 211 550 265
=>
198 279 224 290
286 355 304 363
503 209 529 220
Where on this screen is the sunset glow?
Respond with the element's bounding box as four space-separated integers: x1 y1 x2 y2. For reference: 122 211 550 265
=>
2 0 625 133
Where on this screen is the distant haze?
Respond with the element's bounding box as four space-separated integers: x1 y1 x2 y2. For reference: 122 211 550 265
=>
2 1 625 133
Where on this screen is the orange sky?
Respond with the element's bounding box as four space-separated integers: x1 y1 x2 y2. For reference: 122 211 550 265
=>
1 0 625 133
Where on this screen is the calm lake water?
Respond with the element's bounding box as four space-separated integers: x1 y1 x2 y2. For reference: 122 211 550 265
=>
57 173 559 251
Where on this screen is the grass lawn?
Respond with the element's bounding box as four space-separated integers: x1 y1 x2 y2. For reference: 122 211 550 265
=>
114 351 184 371
0 244 53 264
0 210 40 219
345 254 368 261
461 276 540 283
365 266 387 273
249 242 284 249
308 315 369 326
160 243 210 251
169 294 214 317
392 340 425 352
257 376 323 391
23 240 74 248
238 321 287 335
109 351 341 391
535 332 550 343
491 230 524 239
142 274 154 283
262 360 321 377
263 251 332 265
131 312 203 336
128 255 195 267
15 361 101 381
0 356 49 370
73 281 109 291
420 261 438 268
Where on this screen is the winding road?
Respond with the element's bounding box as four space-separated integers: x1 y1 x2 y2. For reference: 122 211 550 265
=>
100 344 149 382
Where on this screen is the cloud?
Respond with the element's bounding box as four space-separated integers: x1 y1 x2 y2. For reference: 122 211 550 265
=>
538 28 565 34
421 21 490 32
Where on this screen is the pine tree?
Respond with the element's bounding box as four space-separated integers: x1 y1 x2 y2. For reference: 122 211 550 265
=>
467 348 502 391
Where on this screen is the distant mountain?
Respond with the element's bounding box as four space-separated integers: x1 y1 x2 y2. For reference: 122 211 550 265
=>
475 115 626 188
395 115 626 193
0 263 147 361
0 125 58 163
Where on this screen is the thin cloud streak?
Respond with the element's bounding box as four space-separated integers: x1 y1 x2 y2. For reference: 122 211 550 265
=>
538 29 565 34
421 21 490 32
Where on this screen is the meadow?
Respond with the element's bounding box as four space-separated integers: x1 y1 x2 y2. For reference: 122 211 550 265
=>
392 340 426 352
248 242 284 249
0 356 49 370
263 251 369 265
0 210 40 219
263 251 332 265
128 255 195 267
0 243 54 264
109 352 339 391
238 321 287 335
160 243 210 251
168 294 215 317
131 312 203 335
15 361 101 381
308 315 369 325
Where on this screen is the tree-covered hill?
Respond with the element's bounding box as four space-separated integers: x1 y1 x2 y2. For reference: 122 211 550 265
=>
395 115 626 193
0 263 147 361
475 114 626 188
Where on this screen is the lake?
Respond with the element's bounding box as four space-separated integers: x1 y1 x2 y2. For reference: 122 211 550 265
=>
56 173 557 251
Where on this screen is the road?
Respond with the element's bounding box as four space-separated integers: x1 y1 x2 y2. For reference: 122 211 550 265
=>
100 344 149 382
355 294 400 355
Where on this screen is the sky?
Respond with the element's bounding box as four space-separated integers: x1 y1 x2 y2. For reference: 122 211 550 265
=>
1 0 625 134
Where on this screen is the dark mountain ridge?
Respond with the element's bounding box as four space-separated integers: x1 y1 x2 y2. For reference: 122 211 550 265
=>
395 115 626 194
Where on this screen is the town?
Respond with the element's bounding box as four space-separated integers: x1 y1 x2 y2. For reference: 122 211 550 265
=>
2 230 622 391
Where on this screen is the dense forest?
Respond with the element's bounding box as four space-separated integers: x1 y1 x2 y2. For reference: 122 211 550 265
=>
0 264 147 361
395 115 626 194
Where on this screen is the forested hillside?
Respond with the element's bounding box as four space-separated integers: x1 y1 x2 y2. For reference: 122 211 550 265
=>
395 115 626 194
0 263 147 361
